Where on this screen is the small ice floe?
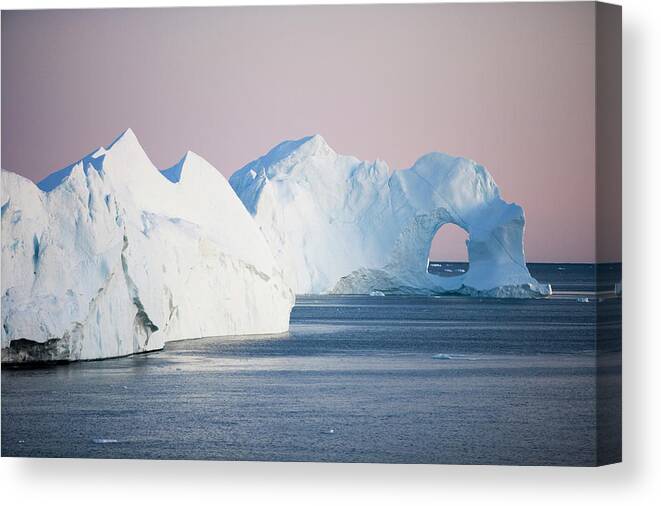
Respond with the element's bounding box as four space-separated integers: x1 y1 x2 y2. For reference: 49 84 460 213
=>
576 297 590 303
456 268 466 273
443 268 453 273
321 428 336 435
432 353 480 361
369 290 385 297
432 353 453 360
557 266 566 271
92 438 119 444
18 440 25 444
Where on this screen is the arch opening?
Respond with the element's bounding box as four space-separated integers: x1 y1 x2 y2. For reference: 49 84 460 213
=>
427 223 469 278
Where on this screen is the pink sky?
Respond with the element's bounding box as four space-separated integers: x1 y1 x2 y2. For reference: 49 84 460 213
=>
1 3 616 262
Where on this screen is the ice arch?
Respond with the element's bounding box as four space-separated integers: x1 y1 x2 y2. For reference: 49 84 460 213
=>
229 135 550 298
427 223 469 275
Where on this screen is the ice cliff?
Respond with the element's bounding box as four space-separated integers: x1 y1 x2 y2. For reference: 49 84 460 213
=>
230 135 550 298
1 129 294 363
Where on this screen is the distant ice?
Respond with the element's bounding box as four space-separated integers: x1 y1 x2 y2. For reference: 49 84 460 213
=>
432 353 481 361
432 353 453 360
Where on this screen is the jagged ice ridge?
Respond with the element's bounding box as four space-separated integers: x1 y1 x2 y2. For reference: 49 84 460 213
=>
1 129 294 363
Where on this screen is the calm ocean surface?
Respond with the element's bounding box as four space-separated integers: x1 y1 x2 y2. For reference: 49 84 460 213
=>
1 263 621 465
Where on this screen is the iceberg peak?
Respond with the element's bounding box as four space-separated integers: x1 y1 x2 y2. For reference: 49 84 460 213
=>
103 128 153 168
37 129 156 192
228 134 338 213
159 151 219 185
257 134 335 170
293 134 334 159
299 133 331 154
107 127 140 151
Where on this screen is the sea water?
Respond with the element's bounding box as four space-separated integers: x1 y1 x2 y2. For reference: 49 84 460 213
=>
1 263 621 465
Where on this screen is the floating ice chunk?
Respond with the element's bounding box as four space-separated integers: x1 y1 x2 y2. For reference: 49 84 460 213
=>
92 438 119 444
576 297 590 303
432 353 481 361
321 429 335 435
369 290 385 297
432 353 453 360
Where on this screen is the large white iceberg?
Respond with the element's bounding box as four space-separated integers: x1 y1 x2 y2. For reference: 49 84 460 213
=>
1 129 294 363
230 135 550 297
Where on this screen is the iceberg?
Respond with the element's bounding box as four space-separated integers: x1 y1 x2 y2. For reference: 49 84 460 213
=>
1 129 294 363
230 135 549 298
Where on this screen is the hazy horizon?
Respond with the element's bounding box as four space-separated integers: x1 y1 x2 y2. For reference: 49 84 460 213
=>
1 3 619 262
